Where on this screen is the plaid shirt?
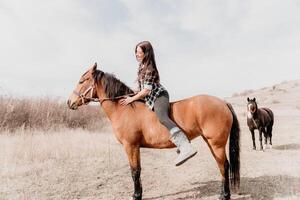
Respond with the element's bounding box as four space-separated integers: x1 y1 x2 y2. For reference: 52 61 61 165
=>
138 64 166 110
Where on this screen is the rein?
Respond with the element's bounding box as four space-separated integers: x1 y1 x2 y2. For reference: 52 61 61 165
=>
98 93 136 104
73 84 135 105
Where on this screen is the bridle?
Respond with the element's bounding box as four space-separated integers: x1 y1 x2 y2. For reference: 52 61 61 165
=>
73 83 135 105
73 84 99 105
248 103 259 128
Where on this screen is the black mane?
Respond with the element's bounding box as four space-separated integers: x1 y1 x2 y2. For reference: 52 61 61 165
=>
93 70 134 100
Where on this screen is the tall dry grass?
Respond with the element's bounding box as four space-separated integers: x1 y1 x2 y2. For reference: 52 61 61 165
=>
0 129 125 200
0 96 107 132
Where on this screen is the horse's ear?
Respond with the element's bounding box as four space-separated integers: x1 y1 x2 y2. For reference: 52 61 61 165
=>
92 62 97 71
247 97 250 102
253 97 256 102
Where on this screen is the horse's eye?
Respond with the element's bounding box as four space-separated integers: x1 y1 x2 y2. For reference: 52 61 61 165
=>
79 78 90 84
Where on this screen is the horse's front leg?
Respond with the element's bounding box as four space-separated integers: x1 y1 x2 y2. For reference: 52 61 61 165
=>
258 128 264 151
124 143 142 200
250 129 256 150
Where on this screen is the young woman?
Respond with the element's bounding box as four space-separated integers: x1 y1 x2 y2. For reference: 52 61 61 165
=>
120 41 197 166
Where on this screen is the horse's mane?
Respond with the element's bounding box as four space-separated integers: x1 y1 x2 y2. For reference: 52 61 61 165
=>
93 70 134 100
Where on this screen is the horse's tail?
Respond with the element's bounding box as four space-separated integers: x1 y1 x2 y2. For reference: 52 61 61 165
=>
227 103 240 189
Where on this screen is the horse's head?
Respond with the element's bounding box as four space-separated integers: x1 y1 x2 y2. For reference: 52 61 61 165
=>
247 97 257 116
67 63 99 110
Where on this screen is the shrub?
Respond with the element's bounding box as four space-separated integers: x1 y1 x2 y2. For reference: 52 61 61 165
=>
0 96 107 133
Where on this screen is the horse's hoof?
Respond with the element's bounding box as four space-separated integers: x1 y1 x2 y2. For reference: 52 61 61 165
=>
219 195 230 200
132 193 142 200
270 145 272 149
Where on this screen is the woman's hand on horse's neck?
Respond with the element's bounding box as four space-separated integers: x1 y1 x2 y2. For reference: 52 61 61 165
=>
119 88 150 106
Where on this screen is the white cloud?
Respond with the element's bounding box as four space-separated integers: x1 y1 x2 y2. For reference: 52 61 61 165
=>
0 0 299 100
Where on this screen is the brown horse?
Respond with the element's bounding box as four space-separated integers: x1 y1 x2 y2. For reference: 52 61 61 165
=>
247 97 274 150
67 63 240 200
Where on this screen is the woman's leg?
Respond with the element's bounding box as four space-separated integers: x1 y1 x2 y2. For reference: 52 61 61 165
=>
154 91 197 166
153 91 177 130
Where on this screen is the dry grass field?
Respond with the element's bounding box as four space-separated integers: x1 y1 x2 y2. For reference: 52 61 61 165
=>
0 80 300 200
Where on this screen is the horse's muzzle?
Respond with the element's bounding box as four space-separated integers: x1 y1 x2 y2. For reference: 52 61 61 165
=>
67 99 78 110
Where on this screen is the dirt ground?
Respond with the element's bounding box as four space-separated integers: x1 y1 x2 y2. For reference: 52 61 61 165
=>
0 80 300 200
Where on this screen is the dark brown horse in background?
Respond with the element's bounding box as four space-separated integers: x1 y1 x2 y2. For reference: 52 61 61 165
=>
247 97 274 150
67 63 240 200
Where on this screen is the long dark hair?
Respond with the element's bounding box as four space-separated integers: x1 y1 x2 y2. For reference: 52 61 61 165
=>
135 41 160 81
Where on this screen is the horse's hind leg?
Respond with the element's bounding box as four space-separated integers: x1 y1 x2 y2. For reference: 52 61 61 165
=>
204 138 230 200
268 125 273 148
263 127 268 149
221 159 230 200
124 143 142 200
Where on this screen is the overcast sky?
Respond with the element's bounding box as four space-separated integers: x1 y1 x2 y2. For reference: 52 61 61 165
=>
1 0 300 101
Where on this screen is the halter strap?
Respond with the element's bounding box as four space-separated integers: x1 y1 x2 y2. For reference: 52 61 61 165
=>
73 85 96 105
251 118 259 129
